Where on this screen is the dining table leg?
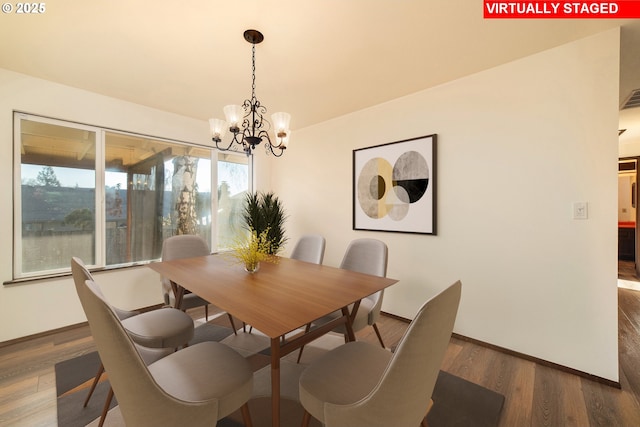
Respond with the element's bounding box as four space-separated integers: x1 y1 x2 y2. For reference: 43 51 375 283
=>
271 337 281 427
342 305 357 342
170 280 185 309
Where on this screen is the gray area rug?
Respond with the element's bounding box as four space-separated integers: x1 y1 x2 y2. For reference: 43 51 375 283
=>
56 321 504 426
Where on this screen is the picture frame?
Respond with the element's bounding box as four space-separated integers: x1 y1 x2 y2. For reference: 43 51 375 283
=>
353 134 437 235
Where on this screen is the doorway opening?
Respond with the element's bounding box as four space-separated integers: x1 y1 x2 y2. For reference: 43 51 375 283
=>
618 158 640 283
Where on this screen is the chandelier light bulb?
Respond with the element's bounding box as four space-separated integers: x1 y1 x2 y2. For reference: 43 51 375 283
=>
223 105 243 132
209 118 227 142
271 112 291 137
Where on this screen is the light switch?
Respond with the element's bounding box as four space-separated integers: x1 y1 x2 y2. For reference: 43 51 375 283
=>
573 202 588 220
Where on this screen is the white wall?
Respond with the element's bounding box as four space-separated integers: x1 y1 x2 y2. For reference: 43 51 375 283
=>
619 139 640 157
273 29 621 381
0 69 219 342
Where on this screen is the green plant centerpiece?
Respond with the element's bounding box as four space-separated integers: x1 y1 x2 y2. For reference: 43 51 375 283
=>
230 191 288 273
243 191 288 254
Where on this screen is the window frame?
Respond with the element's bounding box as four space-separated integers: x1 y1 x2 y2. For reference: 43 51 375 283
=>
12 112 252 280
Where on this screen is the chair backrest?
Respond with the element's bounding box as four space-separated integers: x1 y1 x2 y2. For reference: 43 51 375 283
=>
324 280 462 427
340 239 388 322
290 234 326 264
340 238 387 277
71 257 136 320
75 278 219 427
162 234 211 261
160 235 211 298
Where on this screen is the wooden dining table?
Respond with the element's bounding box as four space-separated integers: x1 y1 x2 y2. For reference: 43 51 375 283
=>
148 253 398 427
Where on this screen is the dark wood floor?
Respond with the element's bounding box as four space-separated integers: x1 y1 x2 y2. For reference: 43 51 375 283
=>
2 280 640 426
619 260 640 282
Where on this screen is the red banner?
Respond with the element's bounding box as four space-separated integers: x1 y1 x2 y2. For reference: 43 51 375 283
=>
484 1 640 18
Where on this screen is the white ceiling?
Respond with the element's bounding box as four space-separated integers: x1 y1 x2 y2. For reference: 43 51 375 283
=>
0 1 639 133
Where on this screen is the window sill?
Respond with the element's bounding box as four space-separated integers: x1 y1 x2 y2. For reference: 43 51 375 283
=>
3 261 153 286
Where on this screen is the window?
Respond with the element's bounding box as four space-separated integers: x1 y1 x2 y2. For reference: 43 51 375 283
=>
216 152 250 250
13 113 251 279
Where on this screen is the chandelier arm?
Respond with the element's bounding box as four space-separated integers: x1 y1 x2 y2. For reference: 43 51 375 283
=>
214 133 241 152
258 130 285 157
267 142 286 157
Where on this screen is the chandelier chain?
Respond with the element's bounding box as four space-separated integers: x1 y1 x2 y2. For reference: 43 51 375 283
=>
251 43 256 100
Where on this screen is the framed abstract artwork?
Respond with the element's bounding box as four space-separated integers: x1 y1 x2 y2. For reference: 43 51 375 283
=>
353 134 437 235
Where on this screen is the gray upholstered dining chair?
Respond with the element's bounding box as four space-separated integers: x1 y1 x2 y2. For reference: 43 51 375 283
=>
299 280 462 427
297 238 388 362
76 277 254 427
71 257 195 426
290 234 326 265
161 234 238 333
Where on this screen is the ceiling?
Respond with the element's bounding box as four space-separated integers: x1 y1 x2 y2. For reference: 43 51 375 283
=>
1 1 639 135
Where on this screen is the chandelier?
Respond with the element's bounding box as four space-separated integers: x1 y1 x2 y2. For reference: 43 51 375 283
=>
209 29 291 157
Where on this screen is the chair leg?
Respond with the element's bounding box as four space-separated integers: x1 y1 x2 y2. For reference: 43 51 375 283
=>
240 402 253 427
301 409 312 427
240 322 254 333
296 323 312 363
205 305 209 321
83 363 105 407
227 313 238 335
98 386 114 427
372 323 386 348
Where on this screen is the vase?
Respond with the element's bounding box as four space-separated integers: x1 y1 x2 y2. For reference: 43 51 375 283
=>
244 262 260 274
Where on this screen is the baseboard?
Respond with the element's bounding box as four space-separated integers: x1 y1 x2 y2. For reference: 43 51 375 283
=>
380 312 621 389
451 333 621 389
380 310 411 323
0 303 164 349
0 322 89 349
